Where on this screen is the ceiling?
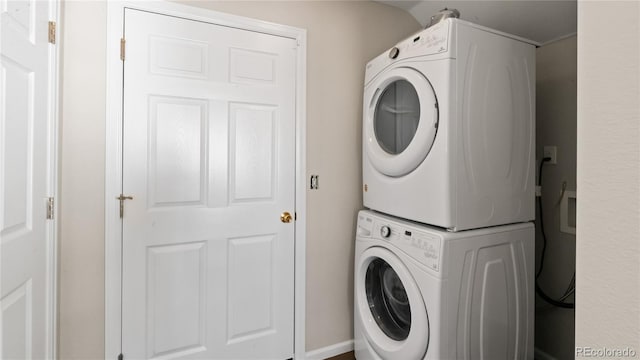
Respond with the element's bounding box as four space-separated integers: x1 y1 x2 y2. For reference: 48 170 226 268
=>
376 0 577 45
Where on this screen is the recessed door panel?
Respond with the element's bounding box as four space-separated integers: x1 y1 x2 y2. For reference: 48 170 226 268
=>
229 103 276 203
149 36 209 80
1 0 36 43
227 235 275 343
148 96 207 208
229 48 277 85
1 280 33 359
1 58 33 237
147 242 207 358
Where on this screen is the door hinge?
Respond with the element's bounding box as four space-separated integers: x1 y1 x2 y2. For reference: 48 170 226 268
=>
117 353 123 360
120 38 126 61
48 21 56 44
46 197 54 220
116 194 133 218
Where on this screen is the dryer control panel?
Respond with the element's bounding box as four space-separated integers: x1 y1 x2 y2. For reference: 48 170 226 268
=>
364 19 452 86
407 21 450 57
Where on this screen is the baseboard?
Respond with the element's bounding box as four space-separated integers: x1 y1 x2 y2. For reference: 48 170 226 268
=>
306 341 553 360
535 347 558 360
306 340 354 360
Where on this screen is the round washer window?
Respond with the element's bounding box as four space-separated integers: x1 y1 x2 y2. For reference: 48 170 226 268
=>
373 80 421 155
365 258 411 341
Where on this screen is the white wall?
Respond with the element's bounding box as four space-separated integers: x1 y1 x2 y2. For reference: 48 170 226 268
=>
576 0 640 356
58 1 420 358
535 35 576 360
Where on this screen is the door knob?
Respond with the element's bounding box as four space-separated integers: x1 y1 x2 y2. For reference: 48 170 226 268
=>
281 212 293 223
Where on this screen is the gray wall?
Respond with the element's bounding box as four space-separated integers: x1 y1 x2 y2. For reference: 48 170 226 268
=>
534 35 576 360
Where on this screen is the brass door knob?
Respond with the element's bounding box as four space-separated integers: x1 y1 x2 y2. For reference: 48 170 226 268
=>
281 212 293 223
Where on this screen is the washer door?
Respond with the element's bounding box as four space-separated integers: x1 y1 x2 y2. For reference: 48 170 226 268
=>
364 67 438 177
356 246 429 359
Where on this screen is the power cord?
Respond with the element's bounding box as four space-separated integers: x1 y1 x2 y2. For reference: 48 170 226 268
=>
536 157 575 309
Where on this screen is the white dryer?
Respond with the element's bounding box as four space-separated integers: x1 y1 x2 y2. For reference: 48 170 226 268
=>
354 210 534 360
362 19 537 231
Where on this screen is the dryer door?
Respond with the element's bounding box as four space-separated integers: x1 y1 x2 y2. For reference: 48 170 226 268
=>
364 67 438 177
356 246 429 359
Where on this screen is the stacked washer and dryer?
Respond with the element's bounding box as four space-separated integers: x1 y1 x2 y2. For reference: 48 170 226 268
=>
355 15 537 360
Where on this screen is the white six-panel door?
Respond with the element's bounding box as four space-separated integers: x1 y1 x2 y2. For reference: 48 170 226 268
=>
121 9 297 359
1 0 56 358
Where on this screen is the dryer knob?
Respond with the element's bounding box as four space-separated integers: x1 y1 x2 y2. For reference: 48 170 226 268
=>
388 47 400 59
380 226 391 238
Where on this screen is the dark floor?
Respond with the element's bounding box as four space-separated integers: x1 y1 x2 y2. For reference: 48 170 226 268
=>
326 351 355 360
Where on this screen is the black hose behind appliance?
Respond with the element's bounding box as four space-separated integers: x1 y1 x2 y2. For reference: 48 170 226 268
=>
536 157 575 309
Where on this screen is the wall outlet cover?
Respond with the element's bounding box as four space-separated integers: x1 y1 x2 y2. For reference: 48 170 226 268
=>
543 146 557 165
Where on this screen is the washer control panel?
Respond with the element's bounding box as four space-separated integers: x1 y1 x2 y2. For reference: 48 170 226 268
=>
369 218 442 272
410 231 441 272
357 213 374 237
380 225 391 238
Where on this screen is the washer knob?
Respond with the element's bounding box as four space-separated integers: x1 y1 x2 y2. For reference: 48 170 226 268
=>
380 226 391 238
388 47 400 59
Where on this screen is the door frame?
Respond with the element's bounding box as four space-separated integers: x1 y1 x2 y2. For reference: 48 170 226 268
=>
47 1 60 358
48 2 60 357
104 2 307 359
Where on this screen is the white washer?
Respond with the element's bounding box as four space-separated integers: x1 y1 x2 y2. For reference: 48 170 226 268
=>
363 19 537 231
354 210 534 360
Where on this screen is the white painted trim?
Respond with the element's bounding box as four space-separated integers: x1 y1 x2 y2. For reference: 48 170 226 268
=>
534 347 559 360
540 32 577 47
46 1 60 359
105 2 307 359
293 21 308 360
305 340 354 360
456 18 540 47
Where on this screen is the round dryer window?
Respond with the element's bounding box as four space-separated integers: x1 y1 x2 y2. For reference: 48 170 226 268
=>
356 247 430 360
365 67 438 177
374 80 421 155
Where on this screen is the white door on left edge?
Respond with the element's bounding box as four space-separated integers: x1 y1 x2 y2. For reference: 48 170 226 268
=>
1 1 55 359
121 9 297 359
